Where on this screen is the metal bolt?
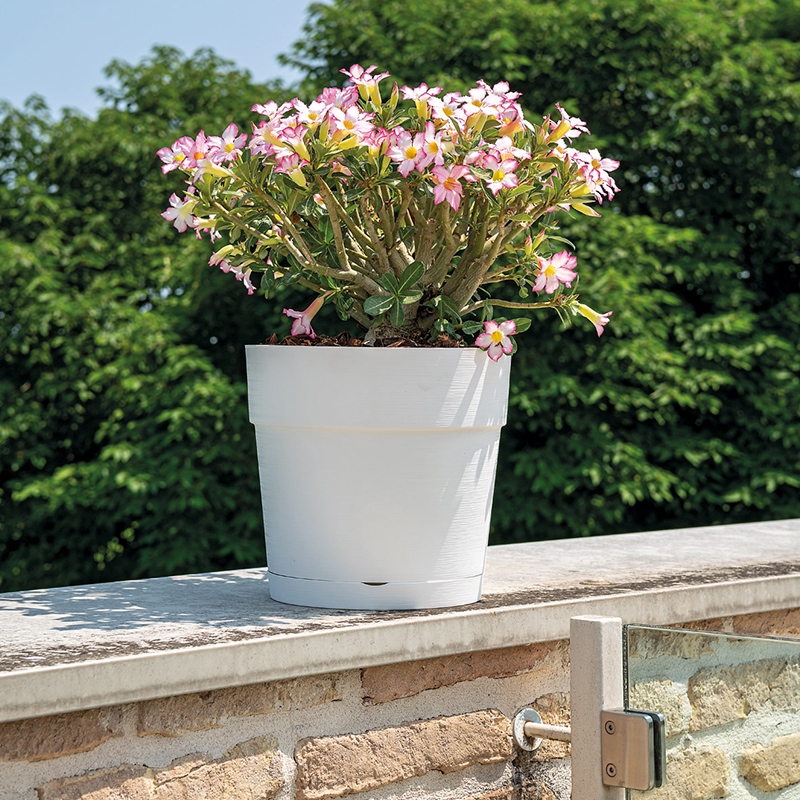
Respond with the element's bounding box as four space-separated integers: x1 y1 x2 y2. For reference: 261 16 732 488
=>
605 720 616 735
606 763 617 778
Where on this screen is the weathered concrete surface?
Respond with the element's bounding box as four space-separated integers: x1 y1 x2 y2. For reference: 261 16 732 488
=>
1 520 799 723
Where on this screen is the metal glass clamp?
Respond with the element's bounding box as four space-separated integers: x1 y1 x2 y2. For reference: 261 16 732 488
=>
513 706 665 792
600 709 666 791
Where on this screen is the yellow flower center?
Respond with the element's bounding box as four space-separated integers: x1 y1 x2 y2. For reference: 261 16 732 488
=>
225 142 235 152
193 150 205 162
492 170 505 182
491 330 503 343
405 146 418 159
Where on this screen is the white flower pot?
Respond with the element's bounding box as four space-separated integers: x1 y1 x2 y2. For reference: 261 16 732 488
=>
246 345 511 610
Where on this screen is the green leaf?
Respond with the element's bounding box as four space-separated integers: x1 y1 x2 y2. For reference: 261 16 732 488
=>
363 295 395 316
398 260 425 292
389 299 405 328
512 317 532 333
462 320 484 335
401 289 423 304
379 272 400 294
439 294 463 322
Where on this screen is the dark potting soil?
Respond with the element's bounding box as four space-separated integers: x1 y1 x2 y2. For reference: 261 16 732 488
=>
262 331 465 348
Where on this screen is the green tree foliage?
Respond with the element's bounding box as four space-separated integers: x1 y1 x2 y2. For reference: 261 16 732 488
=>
285 0 800 540
2 0 799 592
0 47 298 590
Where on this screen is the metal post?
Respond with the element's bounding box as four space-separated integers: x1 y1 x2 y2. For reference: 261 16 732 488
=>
570 615 625 800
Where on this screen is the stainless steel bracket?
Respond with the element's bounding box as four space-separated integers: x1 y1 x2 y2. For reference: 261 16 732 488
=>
600 709 666 791
512 617 668 800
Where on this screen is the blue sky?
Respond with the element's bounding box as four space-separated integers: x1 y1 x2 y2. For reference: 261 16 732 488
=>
1 0 315 117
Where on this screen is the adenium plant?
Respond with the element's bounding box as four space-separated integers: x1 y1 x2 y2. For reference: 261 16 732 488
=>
158 65 618 359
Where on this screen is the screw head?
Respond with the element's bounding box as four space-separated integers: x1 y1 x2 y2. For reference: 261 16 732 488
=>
605 720 616 735
606 763 617 778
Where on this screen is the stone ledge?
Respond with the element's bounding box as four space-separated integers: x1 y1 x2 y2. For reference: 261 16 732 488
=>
0 520 798 724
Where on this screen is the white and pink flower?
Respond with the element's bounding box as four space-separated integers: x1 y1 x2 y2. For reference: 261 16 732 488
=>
207 123 247 162
341 64 390 104
161 192 198 233
388 129 427 176
284 296 325 337
483 155 519 196
533 251 578 294
431 164 472 211
575 303 612 336
218 260 256 295
475 320 516 361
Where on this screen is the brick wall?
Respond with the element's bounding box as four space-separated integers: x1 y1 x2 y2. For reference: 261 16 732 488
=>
2 610 799 800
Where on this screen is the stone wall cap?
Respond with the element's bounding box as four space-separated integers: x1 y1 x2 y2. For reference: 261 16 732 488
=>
0 520 799 723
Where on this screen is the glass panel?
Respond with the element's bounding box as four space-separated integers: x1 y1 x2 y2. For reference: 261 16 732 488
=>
624 625 800 800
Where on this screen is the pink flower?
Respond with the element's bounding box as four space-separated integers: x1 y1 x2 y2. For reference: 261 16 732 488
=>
328 106 374 142
274 152 309 186
401 82 443 118
341 64 390 86
575 149 620 203
429 93 467 131
207 123 247 162
483 155 518 196
161 192 198 233
156 136 193 173
219 260 256 295
418 122 446 169
340 64 389 105
496 105 525 136
251 100 292 118
461 84 502 119
184 131 213 171
475 320 516 361
533 251 578 294
492 136 531 163
293 99 328 127
549 103 591 142
387 129 427 176
283 296 325 338
576 303 613 336
249 119 286 156
431 164 472 212
317 85 360 110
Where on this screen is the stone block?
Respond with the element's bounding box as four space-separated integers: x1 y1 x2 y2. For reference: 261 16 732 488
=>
36 735 283 800
138 674 339 736
628 678 687 738
628 629 715 660
740 732 800 792
0 706 123 762
294 710 513 800
688 659 784 731
770 660 800 710
634 747 728 800
361 641 567 704
732 609 800 639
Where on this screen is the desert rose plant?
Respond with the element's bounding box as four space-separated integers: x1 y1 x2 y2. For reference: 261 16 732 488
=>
158 65 619 359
